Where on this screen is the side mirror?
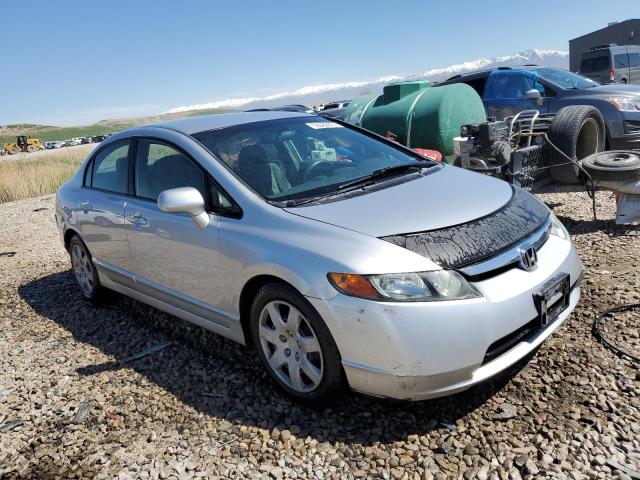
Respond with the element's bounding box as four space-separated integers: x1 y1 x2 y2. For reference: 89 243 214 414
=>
158 187 210 229
524 88 543 105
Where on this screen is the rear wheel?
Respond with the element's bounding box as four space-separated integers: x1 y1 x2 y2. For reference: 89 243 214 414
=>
250 283 343 404
69 235 104 302
547 105 605 183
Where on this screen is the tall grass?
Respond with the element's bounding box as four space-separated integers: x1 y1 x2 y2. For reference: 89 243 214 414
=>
0 147 91 203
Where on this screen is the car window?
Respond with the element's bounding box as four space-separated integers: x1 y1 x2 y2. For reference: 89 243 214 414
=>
484 72 537 100
464 77 487 97
193 116 434 202
535 67 599 89
628 52 640 67
580 56 610 73
91 142 130 194
134 140 207 201
615 53 629 69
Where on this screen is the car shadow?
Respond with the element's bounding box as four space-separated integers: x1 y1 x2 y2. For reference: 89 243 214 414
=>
556 214 640 236
18 270 533 445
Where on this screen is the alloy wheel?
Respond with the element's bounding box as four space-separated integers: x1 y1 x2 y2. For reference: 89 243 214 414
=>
258 300 324 393
71 244 94 296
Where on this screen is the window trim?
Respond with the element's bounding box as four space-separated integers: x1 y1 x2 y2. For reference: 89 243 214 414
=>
131 136 243 219
82 139 133 196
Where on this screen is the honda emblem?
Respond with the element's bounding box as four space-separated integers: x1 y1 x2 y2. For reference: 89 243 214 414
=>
519 246 538 271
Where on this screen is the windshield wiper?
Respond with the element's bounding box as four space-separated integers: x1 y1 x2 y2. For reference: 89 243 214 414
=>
337 162 426 191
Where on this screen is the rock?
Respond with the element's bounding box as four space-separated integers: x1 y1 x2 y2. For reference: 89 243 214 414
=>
492 403 518 421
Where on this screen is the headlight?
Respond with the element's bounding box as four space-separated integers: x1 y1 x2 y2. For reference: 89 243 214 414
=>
327 271 481 302
609 98 640 112
549 212 570 240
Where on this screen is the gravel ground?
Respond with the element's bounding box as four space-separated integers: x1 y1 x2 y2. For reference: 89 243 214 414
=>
0 191 639 480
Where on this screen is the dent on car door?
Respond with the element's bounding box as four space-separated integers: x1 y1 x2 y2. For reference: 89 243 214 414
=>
77 140 130 269
124 139 224 308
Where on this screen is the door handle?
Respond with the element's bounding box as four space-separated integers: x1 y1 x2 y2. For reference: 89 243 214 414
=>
126 211 147 226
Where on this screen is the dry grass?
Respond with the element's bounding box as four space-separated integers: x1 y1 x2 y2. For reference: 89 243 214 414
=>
0 147 91 203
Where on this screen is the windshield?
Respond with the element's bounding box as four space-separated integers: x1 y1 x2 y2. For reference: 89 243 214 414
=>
534 67 599 89
193 116 434 202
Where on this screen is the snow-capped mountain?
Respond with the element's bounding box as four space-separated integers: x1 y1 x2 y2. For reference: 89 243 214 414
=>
166 49 568 114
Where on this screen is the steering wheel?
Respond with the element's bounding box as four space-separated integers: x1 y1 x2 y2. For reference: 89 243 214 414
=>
304 161 336 180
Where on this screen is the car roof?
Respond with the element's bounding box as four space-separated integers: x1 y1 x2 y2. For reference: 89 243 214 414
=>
443 65 546 83
148 110 313 135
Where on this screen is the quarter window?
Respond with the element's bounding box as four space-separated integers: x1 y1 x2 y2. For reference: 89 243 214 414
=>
134 140 207 201
91 142 130 194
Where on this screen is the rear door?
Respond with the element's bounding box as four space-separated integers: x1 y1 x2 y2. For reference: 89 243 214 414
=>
123 138 223 307
76 140 131 269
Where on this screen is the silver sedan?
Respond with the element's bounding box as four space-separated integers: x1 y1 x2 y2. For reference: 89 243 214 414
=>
56 111 582 402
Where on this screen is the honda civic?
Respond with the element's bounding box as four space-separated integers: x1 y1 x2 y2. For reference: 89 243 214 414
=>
55 111 582 402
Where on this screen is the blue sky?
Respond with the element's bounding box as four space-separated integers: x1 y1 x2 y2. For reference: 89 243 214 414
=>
1 0 637 125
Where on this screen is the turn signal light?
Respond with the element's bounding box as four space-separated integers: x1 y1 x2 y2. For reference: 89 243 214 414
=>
327 273 381 299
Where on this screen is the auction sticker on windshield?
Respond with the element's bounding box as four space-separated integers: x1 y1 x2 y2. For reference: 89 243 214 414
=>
306 122 343 129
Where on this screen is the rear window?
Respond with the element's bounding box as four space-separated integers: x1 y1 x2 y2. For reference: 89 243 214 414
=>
581 56 610 73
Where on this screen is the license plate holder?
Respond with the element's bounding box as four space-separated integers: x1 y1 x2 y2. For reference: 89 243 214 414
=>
533 273 570 328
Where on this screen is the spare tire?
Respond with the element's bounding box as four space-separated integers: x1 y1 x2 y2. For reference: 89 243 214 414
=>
547 105 605 183
581 151 640 182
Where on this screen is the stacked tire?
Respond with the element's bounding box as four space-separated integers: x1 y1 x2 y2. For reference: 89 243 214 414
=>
581 151 640 182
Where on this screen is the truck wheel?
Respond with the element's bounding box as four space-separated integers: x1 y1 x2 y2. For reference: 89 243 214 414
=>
581 151 640 182
26 145 35 153
547 105 605 184
8 147 18 155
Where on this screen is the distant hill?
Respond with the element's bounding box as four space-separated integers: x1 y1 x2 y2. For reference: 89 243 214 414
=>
0 108 235 145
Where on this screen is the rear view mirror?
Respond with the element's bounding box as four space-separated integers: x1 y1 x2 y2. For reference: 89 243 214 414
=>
524 89 543 105
158 187 210 229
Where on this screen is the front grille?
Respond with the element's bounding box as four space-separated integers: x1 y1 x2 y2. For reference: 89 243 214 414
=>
483 318 539 365
623 120 640 135
481 287 571 365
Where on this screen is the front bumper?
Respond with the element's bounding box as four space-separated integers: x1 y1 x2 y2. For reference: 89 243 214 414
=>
609 111 640 150
307 235 582 400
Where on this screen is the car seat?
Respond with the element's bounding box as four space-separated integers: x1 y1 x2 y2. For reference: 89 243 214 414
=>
237 144 291 197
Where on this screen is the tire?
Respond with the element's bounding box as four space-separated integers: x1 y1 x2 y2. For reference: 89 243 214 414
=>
547 105 606 183
581 150 640 182
249 282 344 404
7 147 18 155
26 145 35 153
69 235 104 302
621 78 628 84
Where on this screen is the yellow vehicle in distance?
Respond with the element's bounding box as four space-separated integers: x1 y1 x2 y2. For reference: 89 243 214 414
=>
3 135 43 155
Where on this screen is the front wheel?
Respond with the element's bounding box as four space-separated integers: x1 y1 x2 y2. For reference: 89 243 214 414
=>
69 235 104 302
250 283 344 404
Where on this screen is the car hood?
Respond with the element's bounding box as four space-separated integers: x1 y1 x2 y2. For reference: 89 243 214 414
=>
575 84 640 98
284 165 514 237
